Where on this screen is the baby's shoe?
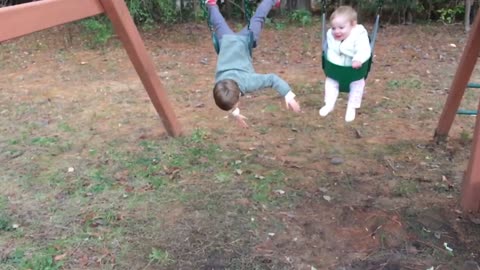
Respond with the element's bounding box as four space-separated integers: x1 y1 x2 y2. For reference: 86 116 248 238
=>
345 107 356 122
205 0 216 6
319 104 334 117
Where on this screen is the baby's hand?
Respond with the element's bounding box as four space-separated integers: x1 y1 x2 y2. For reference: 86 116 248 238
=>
352 61 362 69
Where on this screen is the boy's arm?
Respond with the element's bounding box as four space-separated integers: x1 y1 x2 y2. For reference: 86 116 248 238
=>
243 73 301 112
243 73 291 96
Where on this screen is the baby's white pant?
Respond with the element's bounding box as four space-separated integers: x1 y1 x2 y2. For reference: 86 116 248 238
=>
324 77 365 109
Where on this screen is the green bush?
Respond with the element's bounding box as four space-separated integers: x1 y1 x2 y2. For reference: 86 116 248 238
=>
80 0 181 46
80 16 113 48
289 9 312 26
127 0 179 25
437 4 464 24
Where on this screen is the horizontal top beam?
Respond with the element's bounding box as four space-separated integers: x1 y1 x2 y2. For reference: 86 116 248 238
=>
0 0 104 42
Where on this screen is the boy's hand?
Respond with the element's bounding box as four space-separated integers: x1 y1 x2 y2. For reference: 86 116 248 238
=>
234 114 249 128
284 91 301 113
286 98 301 113
352 61 362 69
231 107 248 128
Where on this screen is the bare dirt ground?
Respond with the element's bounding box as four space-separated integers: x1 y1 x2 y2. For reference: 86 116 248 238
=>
1 20 480 270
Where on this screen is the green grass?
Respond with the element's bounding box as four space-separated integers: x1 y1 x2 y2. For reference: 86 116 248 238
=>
58 122 75 133
249 170 287 205
0 128 262 268
387 78 423 90
148 248 175 267
392 180 419 197
1 247 64 270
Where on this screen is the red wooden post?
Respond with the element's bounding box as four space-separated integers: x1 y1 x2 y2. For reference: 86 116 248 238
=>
461 98 480 212
434 12 480 142
99 0 182 136
100 0 182 137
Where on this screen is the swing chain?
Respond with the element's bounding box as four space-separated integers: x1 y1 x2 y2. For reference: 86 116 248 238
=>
200 0 214 32
321 0 327 14
375 0 384 14
244 0 253 30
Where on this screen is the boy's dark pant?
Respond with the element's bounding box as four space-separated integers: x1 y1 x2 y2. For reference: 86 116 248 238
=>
207 0 275 46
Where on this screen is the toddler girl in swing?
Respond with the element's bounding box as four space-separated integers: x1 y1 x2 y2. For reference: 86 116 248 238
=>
320 6 371 122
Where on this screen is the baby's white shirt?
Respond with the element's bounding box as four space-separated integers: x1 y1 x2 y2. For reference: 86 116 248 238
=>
326 24 372 66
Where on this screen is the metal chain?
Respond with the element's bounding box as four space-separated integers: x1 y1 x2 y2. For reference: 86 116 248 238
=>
244 0 252 30
376 0 384 14
200 0 214 32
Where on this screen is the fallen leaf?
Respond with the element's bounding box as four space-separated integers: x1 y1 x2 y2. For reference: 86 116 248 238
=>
54 253 67 261
169 169 180 180
319 187 328 193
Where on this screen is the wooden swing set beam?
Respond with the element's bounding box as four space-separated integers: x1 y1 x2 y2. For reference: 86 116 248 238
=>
0 0 182 137
462 97 480 212
434 11 480 212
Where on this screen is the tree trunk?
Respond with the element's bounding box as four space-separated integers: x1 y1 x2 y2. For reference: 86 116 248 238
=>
225 0 232 19
296 0 312 10
286 0 297 11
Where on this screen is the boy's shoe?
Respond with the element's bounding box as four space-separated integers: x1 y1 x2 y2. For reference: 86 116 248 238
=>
205 0 216 6
345 107 356 122
273 0 281 9
319 105 334 117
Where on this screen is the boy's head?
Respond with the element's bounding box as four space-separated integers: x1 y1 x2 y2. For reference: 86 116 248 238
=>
330 6 357 41
213 79 241 111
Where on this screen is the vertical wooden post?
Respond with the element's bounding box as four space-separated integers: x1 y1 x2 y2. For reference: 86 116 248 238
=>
434 11 480 143
461 97 480 212
100 0 182 137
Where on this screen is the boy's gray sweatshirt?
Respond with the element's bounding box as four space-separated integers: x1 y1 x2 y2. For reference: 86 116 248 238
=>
214 34 291 97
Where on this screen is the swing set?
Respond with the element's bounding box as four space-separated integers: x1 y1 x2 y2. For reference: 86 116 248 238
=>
320 0 384 92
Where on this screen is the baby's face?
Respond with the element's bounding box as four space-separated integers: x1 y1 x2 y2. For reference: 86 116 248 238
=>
331 15 355 41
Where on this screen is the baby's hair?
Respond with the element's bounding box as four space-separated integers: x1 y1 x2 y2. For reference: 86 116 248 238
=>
213 79 240 111
330 5 357 23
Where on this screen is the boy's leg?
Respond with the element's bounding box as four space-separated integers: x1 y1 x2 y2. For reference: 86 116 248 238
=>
208 4 234 42
238 0 277 44
319 77 339 117
345 79 365 122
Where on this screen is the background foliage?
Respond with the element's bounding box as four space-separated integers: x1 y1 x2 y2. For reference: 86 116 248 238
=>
3 0 477 45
